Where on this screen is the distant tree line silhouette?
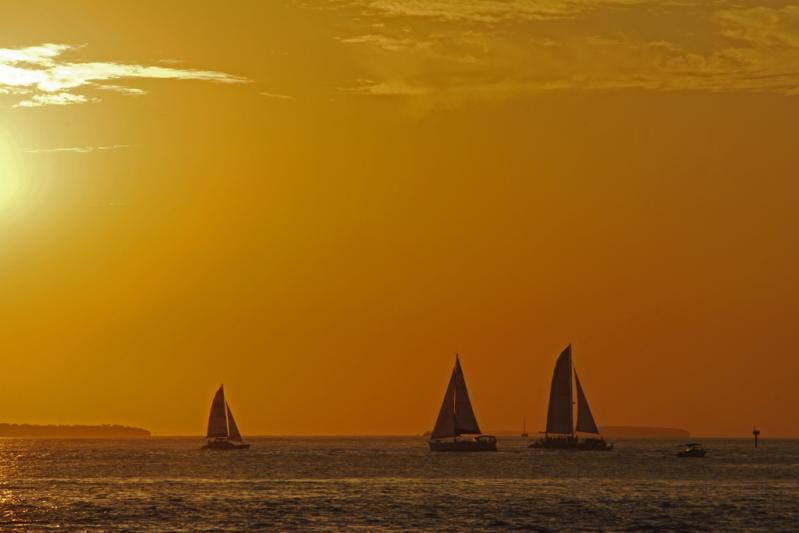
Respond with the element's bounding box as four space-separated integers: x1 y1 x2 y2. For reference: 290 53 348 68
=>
0 423 150 438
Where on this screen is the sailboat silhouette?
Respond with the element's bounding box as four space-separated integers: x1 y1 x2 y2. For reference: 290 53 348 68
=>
202 385 250 450
529 345 612 451
429 355 497 452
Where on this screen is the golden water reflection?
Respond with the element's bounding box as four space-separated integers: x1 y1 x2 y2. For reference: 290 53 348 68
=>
0 439 23 523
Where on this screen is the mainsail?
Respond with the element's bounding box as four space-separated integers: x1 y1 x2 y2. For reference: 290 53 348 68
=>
453 358 481 435
207 385 229 438
431 373 457 439
545 345 574 435
431 356 481 439
575 371 599 434
226 402 243 442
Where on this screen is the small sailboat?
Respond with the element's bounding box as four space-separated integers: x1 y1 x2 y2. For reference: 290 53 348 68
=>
530 345 612 451
521 417 529 438
202 385 250 450
429 355 497 452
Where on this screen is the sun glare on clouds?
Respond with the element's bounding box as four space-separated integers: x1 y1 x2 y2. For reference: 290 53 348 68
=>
0 43 247 108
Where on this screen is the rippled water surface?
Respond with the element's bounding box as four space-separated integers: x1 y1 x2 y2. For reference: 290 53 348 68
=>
1 437 797 531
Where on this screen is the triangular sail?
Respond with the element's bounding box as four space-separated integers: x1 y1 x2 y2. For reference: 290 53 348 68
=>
206 385 229 438
545 346 574 435
575 371 599 434
430 356 482 439
452 357 481 435
226 402 243 442
431 366 457 439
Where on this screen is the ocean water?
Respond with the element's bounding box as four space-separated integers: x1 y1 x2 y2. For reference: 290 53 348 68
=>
1 437 797 531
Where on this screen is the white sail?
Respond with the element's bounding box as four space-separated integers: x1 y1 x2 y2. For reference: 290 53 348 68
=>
575 371 599 434
431 356 481 439
545 345 574 435
206 385 229 438
453 357 481 435
226 402 243 442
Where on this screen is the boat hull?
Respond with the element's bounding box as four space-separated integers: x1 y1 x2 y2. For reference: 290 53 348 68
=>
202 440 250 450
677 450 705 458
529 436 613 451
429 437 497 452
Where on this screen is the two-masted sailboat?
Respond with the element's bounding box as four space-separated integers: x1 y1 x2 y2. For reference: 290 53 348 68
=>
530 345 612 451
429 355 497 452
202 385 250 450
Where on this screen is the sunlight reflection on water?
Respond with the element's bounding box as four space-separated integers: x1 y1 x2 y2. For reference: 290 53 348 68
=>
1 437 797 530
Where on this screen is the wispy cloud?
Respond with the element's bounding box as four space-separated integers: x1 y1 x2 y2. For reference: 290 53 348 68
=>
335 1 799 103
260 91 296 100
22 144 130 154
0 43 247 108
354 0 660 22
339 79 431 96
716 5 799 48
15 92 97 108
338 34 433 52
97 84 148 96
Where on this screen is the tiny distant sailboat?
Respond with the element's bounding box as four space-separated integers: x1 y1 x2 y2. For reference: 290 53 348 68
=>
530 345 612 451
521 417 529 438
429 355 497 452
202 385 250 450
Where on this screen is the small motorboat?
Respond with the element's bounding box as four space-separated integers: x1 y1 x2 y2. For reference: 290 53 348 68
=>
677 443 705 458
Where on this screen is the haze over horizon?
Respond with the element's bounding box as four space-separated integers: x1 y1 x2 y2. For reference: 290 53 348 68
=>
2 1 798 438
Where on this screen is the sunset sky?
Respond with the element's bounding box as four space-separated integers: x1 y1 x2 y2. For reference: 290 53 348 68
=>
1 1 797 437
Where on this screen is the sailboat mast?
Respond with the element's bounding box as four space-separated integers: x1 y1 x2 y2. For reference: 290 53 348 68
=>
570 346 575 437
453 354 459 439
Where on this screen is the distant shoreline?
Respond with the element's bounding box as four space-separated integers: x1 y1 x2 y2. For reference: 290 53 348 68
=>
598 426 690 439
0 423 150 438
139 434 795 440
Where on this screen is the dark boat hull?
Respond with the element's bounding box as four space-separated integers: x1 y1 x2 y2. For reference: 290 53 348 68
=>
529 436 613 451
202 440 250 450
677 450 705 458
429 437 497 452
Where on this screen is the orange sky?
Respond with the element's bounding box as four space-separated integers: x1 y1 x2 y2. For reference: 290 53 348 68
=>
1 1 798 437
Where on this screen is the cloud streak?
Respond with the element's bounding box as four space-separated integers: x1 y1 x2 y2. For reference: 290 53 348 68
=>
260 91 296 100
0 43 247 108
336 2 799 103
15 92 98 108
22 144 130 154
355 0 661 22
